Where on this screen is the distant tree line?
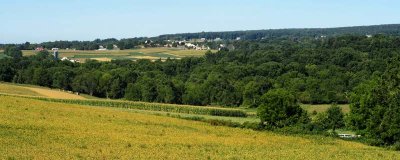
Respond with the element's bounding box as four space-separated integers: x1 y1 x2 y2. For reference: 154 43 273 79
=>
0 38 147 51
2 24 400 51
158 24 400 40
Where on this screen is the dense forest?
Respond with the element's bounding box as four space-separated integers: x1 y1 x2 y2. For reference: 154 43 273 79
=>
2 33 400 148
1 35 400 106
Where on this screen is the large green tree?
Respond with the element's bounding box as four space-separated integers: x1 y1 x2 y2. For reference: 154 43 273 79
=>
257 89 309 128
325 104 345 131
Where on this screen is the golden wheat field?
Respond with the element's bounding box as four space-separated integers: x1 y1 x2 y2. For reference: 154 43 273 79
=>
0 95 399 159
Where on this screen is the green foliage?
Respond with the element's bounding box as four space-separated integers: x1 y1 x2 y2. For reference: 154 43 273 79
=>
242 78 272 108
0 59 15 82
106 44 114 50
257 89 309 128
349 59 400 146
72 71 102 96
313 104 345 131
326 104 345 131
4 46 22 59
2 35 400 108
35 50 52 60
52 68 74 90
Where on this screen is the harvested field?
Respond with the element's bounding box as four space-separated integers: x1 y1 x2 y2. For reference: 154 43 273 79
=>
24 87 86 100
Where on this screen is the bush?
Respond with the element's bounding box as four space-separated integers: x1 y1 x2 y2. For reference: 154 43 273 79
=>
312 110 318 116
390 142 400 151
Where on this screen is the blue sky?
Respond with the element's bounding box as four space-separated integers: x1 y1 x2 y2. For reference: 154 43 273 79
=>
0 0 399 43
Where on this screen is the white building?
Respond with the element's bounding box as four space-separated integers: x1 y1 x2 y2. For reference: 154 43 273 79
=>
98 45 107 51
61 57 80 63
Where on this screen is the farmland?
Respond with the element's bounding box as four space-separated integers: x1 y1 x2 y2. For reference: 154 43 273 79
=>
1 95 399 159
22 48 212 62
0 83 352 124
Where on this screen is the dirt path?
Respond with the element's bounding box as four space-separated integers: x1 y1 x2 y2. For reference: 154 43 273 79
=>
24 87 86 100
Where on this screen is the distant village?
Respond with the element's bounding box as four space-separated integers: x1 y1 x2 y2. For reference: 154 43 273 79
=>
33 37 237 53
96 37 237 52
29 37 239 63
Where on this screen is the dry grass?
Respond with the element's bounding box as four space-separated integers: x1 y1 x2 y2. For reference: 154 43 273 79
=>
90 58 112 62
0 96 399 159
302 104 350 114
0 83 86 99
25 87 86 100
0 83 41 96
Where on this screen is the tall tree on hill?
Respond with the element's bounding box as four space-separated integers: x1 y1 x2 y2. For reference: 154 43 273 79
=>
325 104 345 131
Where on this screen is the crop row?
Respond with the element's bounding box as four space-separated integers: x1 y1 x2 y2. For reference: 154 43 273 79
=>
25 97 247 117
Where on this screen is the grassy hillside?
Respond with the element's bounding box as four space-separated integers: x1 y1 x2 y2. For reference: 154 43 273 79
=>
1 96 399 159
22 48 212 62
0 82 352 124
0 83 42 96
0 83 88 99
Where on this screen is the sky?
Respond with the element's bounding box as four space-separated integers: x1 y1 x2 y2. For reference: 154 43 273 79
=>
0 0 399 43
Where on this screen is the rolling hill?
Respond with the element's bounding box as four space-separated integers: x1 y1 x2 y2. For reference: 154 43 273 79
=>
1 95 399 159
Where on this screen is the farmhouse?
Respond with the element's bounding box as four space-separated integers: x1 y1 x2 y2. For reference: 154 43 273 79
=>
35 47 44 51
113 44 119 50
185 43 196 48
195 45 210 50
61 57 80 63
98 45 107 51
